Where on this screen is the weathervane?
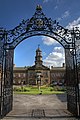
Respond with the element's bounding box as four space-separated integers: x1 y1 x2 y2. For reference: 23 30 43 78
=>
38 44 40 48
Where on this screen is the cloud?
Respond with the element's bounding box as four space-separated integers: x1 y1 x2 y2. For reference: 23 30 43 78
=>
43 0 53 3
54 47 64 53
54 5 58 9
66 17 80 51
43 0 49 3
42 36 58 46
66 17 80 29
43 47 65 67
63 11 69 18
42 51 47 56
58 10 70 21
54 0 61 10
56 0 61 4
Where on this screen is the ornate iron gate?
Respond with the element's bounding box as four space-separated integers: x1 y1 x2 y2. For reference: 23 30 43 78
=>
1 49 14 118
0 28 5 118
0 5 80 118
65 49 78 116
0 29 14 118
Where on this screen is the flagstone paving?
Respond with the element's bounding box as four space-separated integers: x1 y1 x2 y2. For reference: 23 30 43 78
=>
2 94 78 120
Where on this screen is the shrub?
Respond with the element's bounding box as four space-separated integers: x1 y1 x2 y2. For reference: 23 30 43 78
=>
23 88 30 92
50 88 54 91
50 84 53 87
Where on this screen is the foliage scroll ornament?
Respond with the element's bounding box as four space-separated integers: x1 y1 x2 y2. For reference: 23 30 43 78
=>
0 5 80 50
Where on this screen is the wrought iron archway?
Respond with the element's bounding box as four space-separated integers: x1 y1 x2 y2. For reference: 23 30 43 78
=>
0 5 80 118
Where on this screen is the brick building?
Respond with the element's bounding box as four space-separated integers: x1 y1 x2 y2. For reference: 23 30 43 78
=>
13 46 66 86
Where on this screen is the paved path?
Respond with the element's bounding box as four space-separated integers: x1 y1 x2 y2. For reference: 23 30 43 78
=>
2 94 78 120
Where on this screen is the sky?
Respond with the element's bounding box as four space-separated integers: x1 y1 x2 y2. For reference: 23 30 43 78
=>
0 0 80 67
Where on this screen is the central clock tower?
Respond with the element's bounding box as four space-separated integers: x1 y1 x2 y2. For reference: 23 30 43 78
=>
35 45 43 66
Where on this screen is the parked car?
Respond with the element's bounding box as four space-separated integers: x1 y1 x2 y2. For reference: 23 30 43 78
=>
52 82 58 86
57 82 63 86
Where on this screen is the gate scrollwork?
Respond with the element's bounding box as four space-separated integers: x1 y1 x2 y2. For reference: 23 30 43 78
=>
0 5 80 118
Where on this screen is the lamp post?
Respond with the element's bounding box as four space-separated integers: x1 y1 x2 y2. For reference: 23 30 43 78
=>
36 71 41 90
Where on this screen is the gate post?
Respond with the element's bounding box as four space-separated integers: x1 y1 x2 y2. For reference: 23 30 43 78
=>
0 96 1 119
73 29 80 117
77 69 80 117
76 59 80 117
0 28 5 118
79 84 80 116
72 28 80 117
65 46 78 116
0 70 1 118
0 28 14 118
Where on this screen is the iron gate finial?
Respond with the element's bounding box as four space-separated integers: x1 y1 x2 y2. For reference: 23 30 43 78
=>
36 5 42 11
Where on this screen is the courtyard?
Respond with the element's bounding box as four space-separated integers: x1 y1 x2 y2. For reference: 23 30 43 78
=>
2 93 78 120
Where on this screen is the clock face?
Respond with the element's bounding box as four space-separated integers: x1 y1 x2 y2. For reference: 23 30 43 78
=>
36 19 43 27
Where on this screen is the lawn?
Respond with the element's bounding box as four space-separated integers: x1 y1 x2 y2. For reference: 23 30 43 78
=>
13 85 66 95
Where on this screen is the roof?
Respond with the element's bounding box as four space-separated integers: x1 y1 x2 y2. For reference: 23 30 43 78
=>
13 67 28 71
51 67 66 71
28 65 50 70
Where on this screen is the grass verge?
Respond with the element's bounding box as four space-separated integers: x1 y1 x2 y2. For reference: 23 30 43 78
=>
13 86 66 95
